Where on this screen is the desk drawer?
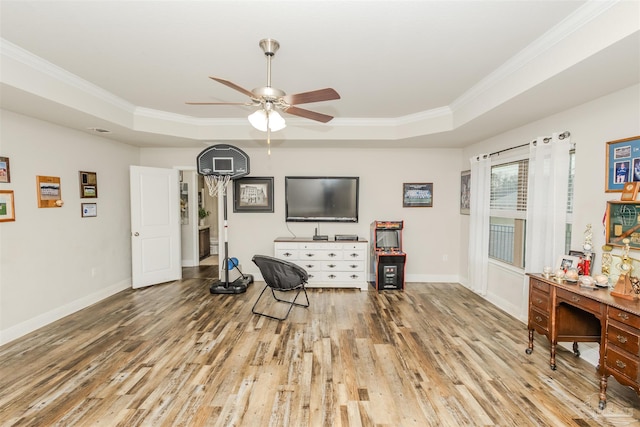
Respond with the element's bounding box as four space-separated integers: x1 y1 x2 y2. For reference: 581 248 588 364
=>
530 289 550 312
605 345 639 382
557 288 601 314
609 307 640 329
608 321 640 355
529 307 549 332
530 279 550 294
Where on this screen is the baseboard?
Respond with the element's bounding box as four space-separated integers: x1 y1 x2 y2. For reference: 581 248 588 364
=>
0 278 131 346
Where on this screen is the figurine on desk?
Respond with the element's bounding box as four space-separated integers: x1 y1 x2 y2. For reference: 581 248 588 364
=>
609 238 640 300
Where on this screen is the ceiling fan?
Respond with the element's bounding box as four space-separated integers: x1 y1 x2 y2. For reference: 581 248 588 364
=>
187 38 340 134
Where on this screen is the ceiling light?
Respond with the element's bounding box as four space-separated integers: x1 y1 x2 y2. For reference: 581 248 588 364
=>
248 109 286 132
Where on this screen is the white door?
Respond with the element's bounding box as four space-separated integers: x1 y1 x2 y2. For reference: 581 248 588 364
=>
130 165 182 288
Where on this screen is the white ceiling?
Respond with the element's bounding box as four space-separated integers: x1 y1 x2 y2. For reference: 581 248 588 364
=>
1 0 638 149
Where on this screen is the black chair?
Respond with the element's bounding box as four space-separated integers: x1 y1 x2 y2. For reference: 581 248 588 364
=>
251 255 310 320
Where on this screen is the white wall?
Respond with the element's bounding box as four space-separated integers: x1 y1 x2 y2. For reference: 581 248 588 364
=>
0 110 139 344
140 146 464 283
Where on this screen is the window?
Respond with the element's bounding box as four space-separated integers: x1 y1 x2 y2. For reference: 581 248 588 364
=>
488 151 575 268
489 159 528 268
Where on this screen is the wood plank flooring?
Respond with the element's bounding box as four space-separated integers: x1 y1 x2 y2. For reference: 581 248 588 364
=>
1 266 639 426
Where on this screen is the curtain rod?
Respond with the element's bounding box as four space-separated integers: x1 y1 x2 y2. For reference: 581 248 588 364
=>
489 131 571 157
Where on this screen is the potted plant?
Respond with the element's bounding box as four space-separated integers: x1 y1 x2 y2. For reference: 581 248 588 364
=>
198 207 210 225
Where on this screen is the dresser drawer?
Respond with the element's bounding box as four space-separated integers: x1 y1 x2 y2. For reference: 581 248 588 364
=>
321 260 365 272
529 307 549 332
605 345 639 382
608 321 640 355
299 249 343 261
556 288 601 315
609 307 640 329
530 289 550 313
530 279 550 294
274 248 299 259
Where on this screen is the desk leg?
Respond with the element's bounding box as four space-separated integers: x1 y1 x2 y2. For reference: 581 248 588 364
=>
572 341 580 357
599 375 608 410
550 342 557 370
526 328 534 354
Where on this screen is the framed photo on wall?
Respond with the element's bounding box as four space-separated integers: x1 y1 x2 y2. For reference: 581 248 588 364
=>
460 170 470 214
36 175 62 208
79 171 98 198
233 177 274 213
403 183 433 207
0 157 10 183
81 203 97 217
0 190 15 222
605 136 640 192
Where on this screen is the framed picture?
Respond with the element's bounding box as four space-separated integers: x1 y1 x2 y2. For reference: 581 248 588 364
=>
555 254 580 272
460 170 470 214
233 177 274 213
605 201 640 249
0 190 15 222
568 250 595 275
605 136 640 192
36 175 62 208
0 157 10 183
403 183 433 207
79 171 98 198
81 203 97 217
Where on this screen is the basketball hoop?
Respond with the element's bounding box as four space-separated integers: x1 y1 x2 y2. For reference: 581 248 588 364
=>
204 174 231 198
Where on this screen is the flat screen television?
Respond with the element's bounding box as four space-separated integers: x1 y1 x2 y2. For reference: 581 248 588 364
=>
285 176 359 222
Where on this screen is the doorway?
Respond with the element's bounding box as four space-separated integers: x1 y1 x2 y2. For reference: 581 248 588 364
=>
178 168 219 268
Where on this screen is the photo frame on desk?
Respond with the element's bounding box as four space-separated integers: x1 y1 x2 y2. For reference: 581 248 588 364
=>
605 200 640 249
605 136 640 192
555 254 580 271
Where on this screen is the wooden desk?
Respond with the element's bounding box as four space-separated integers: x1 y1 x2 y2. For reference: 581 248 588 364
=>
526 273 640 409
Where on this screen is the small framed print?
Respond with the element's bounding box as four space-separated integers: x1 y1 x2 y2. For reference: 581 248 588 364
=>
555 254 580 272
605 136 640 192
81 203 97 217
36 175 62 208
460 170 470 214
0 190 16 222
79 171 98 198
403 183 433 207
0 157 10 183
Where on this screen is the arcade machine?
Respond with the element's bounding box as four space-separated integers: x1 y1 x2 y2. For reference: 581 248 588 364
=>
196 144 254 294
370 220 406 291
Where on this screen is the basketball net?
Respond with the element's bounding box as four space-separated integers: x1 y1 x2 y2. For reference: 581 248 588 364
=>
204 174 231 198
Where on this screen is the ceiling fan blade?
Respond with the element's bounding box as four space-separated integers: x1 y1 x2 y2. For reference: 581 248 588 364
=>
186 101 253 105
209 77 255 99
285 106 334 123
283 88 340 106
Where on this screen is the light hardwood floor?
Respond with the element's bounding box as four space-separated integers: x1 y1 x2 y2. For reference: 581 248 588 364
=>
1 266 639 426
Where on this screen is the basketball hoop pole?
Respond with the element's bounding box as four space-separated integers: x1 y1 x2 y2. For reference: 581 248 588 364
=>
197 144 253 295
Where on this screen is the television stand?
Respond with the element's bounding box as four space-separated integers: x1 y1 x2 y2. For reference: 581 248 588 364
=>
274 237 369 290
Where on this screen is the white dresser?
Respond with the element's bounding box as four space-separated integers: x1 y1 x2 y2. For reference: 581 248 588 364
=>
273 237 369 290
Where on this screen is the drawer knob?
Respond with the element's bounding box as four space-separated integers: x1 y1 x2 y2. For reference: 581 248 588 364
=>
305 253 315 257
616 360 627 369
328 274 336 279
535 298 543 304
305 264 314 269
571 296 580 303
328 253 337 257
328 264 336 268
350 253 360 258
617 335 628 344
535 316 543 323
350 274 359 279
349 264 358 269
283 252 292 257
618 312 630 321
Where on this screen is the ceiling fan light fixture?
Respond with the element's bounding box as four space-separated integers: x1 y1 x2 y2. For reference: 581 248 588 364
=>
248 109 286 132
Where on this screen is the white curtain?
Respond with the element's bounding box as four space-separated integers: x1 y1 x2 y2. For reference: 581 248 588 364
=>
468 154 491 295
525 132 572 274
